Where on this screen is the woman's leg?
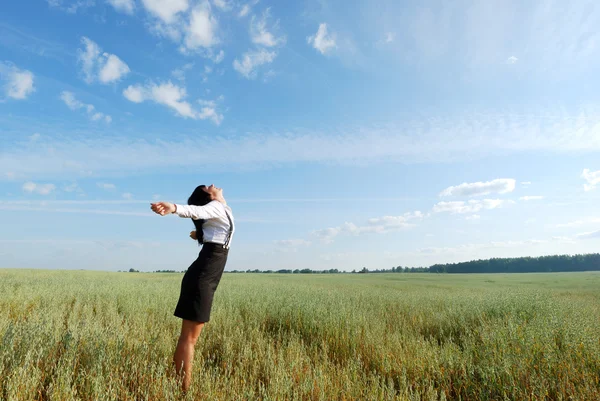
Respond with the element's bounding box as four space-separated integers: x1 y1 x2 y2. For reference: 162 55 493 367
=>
173 319 205 391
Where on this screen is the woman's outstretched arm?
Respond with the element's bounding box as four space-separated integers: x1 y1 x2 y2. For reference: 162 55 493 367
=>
151 201 176 215
151 201 223 220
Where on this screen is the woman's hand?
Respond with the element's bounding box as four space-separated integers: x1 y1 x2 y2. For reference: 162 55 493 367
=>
151 202 176 216
190 230 197 240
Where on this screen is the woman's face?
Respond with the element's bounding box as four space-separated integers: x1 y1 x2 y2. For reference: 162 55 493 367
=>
203 184 223 200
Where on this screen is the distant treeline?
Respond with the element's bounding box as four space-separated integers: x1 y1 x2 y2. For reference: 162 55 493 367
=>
226 254 600 274
132 253 600 274
429 254 600 273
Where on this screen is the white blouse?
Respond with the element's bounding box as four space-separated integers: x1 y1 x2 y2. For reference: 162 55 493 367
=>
174 201 235 248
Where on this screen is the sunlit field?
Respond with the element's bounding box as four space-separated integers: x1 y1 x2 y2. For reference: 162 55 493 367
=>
1 269 599 400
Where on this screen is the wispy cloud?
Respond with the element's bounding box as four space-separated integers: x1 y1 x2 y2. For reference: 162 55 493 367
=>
97 182 116 191
312 211 423 243
171 63 194 82
107 0 135 14
433 199 513 214
5 107 600 179
582 169 600 191
60 91 112 123
0 203 152 217
47 0 95 14
0 200 281 223
77 37 130 84
123 81 223 124
307 23 336 55
182 3 219 51
141 0 188 24
233 48 276 79
576 230 600 239
22 182 56 195
556 217 600 228
140 0 222 57
250 8 285 48
400 1 600 77
439 178 515 197
238 4 250 17
212 0 232 11
519 195 544 201
0 62 35 100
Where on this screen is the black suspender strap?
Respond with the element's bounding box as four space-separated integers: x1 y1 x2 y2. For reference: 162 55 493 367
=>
223 208 234 249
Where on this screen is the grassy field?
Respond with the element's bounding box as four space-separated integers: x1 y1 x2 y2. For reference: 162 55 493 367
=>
1 270 599 401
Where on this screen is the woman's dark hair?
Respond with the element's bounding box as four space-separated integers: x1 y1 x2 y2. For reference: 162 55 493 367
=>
188 185 212 244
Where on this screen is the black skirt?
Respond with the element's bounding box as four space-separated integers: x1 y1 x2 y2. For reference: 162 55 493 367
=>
174 243 229 323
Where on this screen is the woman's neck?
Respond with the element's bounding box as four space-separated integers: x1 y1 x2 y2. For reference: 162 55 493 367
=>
214 196 227 205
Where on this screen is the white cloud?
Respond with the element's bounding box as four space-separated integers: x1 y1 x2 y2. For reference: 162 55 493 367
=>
439 178 516 197
582 169 600 191
140 0 226 58
171 63 194 82
63 182 83 193
212 0 231 11
556 217 600 228
22 182 56 195
141 0 188 24
97 182 116 190
507 56 518 64
183 3 219 51
78 37 101 83
47 0 95 14
122 192 133 200
466 214 480 221
367 211 424 229
212 50 225 63
149 83 195 118
60 91 84 110
238 4 250 17
576 230 600 240
77 37 130 84
10 107 600 178
519 195 544 201
307 23 336 55
107 0 135 14
385 32 395 43
122 85 145 103
122 82 223 124
250 9 285 47
98 54 130 83
0 62 35 100
521 181 532 187
433 199 513 214
60 91 112 123
6 70 35 100
233 48 276 79
312 211 423 244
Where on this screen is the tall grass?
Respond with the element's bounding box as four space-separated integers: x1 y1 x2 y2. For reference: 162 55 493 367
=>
1 270 599 400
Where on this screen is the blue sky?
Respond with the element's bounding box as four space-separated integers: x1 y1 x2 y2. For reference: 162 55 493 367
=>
2 0 600 271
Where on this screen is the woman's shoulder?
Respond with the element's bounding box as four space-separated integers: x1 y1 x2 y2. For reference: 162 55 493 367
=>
207 200 233 215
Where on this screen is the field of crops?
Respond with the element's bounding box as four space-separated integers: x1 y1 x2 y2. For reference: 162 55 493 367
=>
1 269 599 400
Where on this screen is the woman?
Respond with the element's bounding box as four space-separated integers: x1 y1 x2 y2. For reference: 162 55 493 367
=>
150 184 234 392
